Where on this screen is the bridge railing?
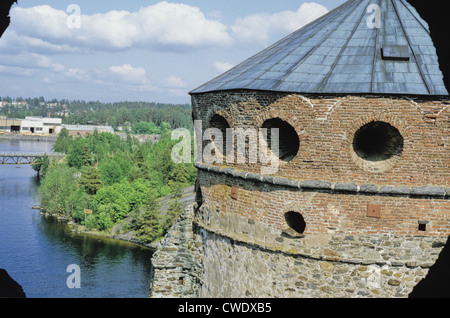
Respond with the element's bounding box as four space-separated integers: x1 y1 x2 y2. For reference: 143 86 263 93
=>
0 152 65 156
0 152 66 165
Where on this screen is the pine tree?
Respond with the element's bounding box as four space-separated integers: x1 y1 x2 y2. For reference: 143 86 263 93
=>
135 193 163 243
82 144 93 166
134 146 149 177
79 166 103 195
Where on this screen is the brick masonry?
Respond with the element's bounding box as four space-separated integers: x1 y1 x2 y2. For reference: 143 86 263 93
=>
192 91 449 187
192 90 449 236
150 90 449 298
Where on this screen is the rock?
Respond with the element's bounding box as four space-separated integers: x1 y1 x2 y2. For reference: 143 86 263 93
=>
319 261 334 272
281 226 304 238
0 269 26 298
388 279 401 287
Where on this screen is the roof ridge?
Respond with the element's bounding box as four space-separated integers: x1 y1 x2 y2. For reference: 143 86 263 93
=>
391 0 431 94
316 0 369 92
399 0 430 35
236 0 357 91
370 0 382 92
272 1 353 89
269 0 361 91
195 0 356 93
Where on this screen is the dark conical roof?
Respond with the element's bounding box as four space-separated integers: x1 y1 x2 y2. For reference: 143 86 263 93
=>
191 0 448 96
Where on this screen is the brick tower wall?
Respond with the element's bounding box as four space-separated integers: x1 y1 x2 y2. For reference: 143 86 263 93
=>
191 90 449 236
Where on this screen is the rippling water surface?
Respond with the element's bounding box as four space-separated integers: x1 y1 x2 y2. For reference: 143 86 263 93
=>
0 138 153 298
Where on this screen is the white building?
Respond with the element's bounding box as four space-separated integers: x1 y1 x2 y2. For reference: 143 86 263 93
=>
21 117 62 134
61 124 114 136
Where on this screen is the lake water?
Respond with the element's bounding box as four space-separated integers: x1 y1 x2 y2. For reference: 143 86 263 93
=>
0 138 154 298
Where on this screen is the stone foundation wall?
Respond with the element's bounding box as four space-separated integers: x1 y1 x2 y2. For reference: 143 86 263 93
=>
150 207 203 298
198 229 438 298
150 204 448 298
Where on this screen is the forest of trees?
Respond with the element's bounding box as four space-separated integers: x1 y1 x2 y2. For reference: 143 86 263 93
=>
0 96 192 132
34 127 196 244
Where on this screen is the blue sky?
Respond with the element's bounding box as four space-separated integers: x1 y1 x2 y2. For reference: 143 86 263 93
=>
0 1 346 104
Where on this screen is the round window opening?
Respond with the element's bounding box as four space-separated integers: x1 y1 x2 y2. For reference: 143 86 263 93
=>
284 211 306 235
353 121 404 162
208 114 230 156
262 118 299 162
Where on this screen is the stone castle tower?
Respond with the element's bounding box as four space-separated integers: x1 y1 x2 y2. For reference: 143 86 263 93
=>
150 0 449 298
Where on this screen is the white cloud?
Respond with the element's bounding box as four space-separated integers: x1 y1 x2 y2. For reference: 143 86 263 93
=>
231 2 328 43
0 52 64 72
10 5 73 40
0 52 68 82
214 61 234 73
6 2 231 53
134 2 231 48
64 68 89 81
0 65 36 77
3 2 327 54
0 1 332 104
162 76 187 88
109 64 147 84
0 30 79 55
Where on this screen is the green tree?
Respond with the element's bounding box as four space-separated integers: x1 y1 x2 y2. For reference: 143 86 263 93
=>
134 193 163 243
162 199 183 234
100 159 124 186
82 144 93 166
67 137 84 168
69 189 92 223
168 164 189 197
36 125 197 234
38 163 77 216
31 155 50 177
53 128 72 153
96 205 115 230
133 121 150 134
79 166 103 195
129 178 150 207
93 182 131 224
160 121 171 132
133 145 149 178
168 164 188 184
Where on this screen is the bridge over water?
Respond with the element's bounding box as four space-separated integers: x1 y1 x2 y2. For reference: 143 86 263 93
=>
0 152 65 165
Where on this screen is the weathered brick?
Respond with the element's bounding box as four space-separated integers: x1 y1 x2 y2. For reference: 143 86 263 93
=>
192 91 449 236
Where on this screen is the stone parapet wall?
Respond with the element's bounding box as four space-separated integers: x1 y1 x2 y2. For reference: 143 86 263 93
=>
195 162 450 198
197 170 450 236
150 206 203 298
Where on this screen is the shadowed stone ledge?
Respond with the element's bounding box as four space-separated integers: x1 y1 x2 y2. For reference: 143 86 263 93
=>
194 163 449 198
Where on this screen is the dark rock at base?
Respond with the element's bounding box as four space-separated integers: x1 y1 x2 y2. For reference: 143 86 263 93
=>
0 269 26 298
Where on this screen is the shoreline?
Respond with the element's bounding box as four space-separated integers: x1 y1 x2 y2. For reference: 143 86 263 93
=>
0 133 57 142
37 209 158 251
34 185 195 252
